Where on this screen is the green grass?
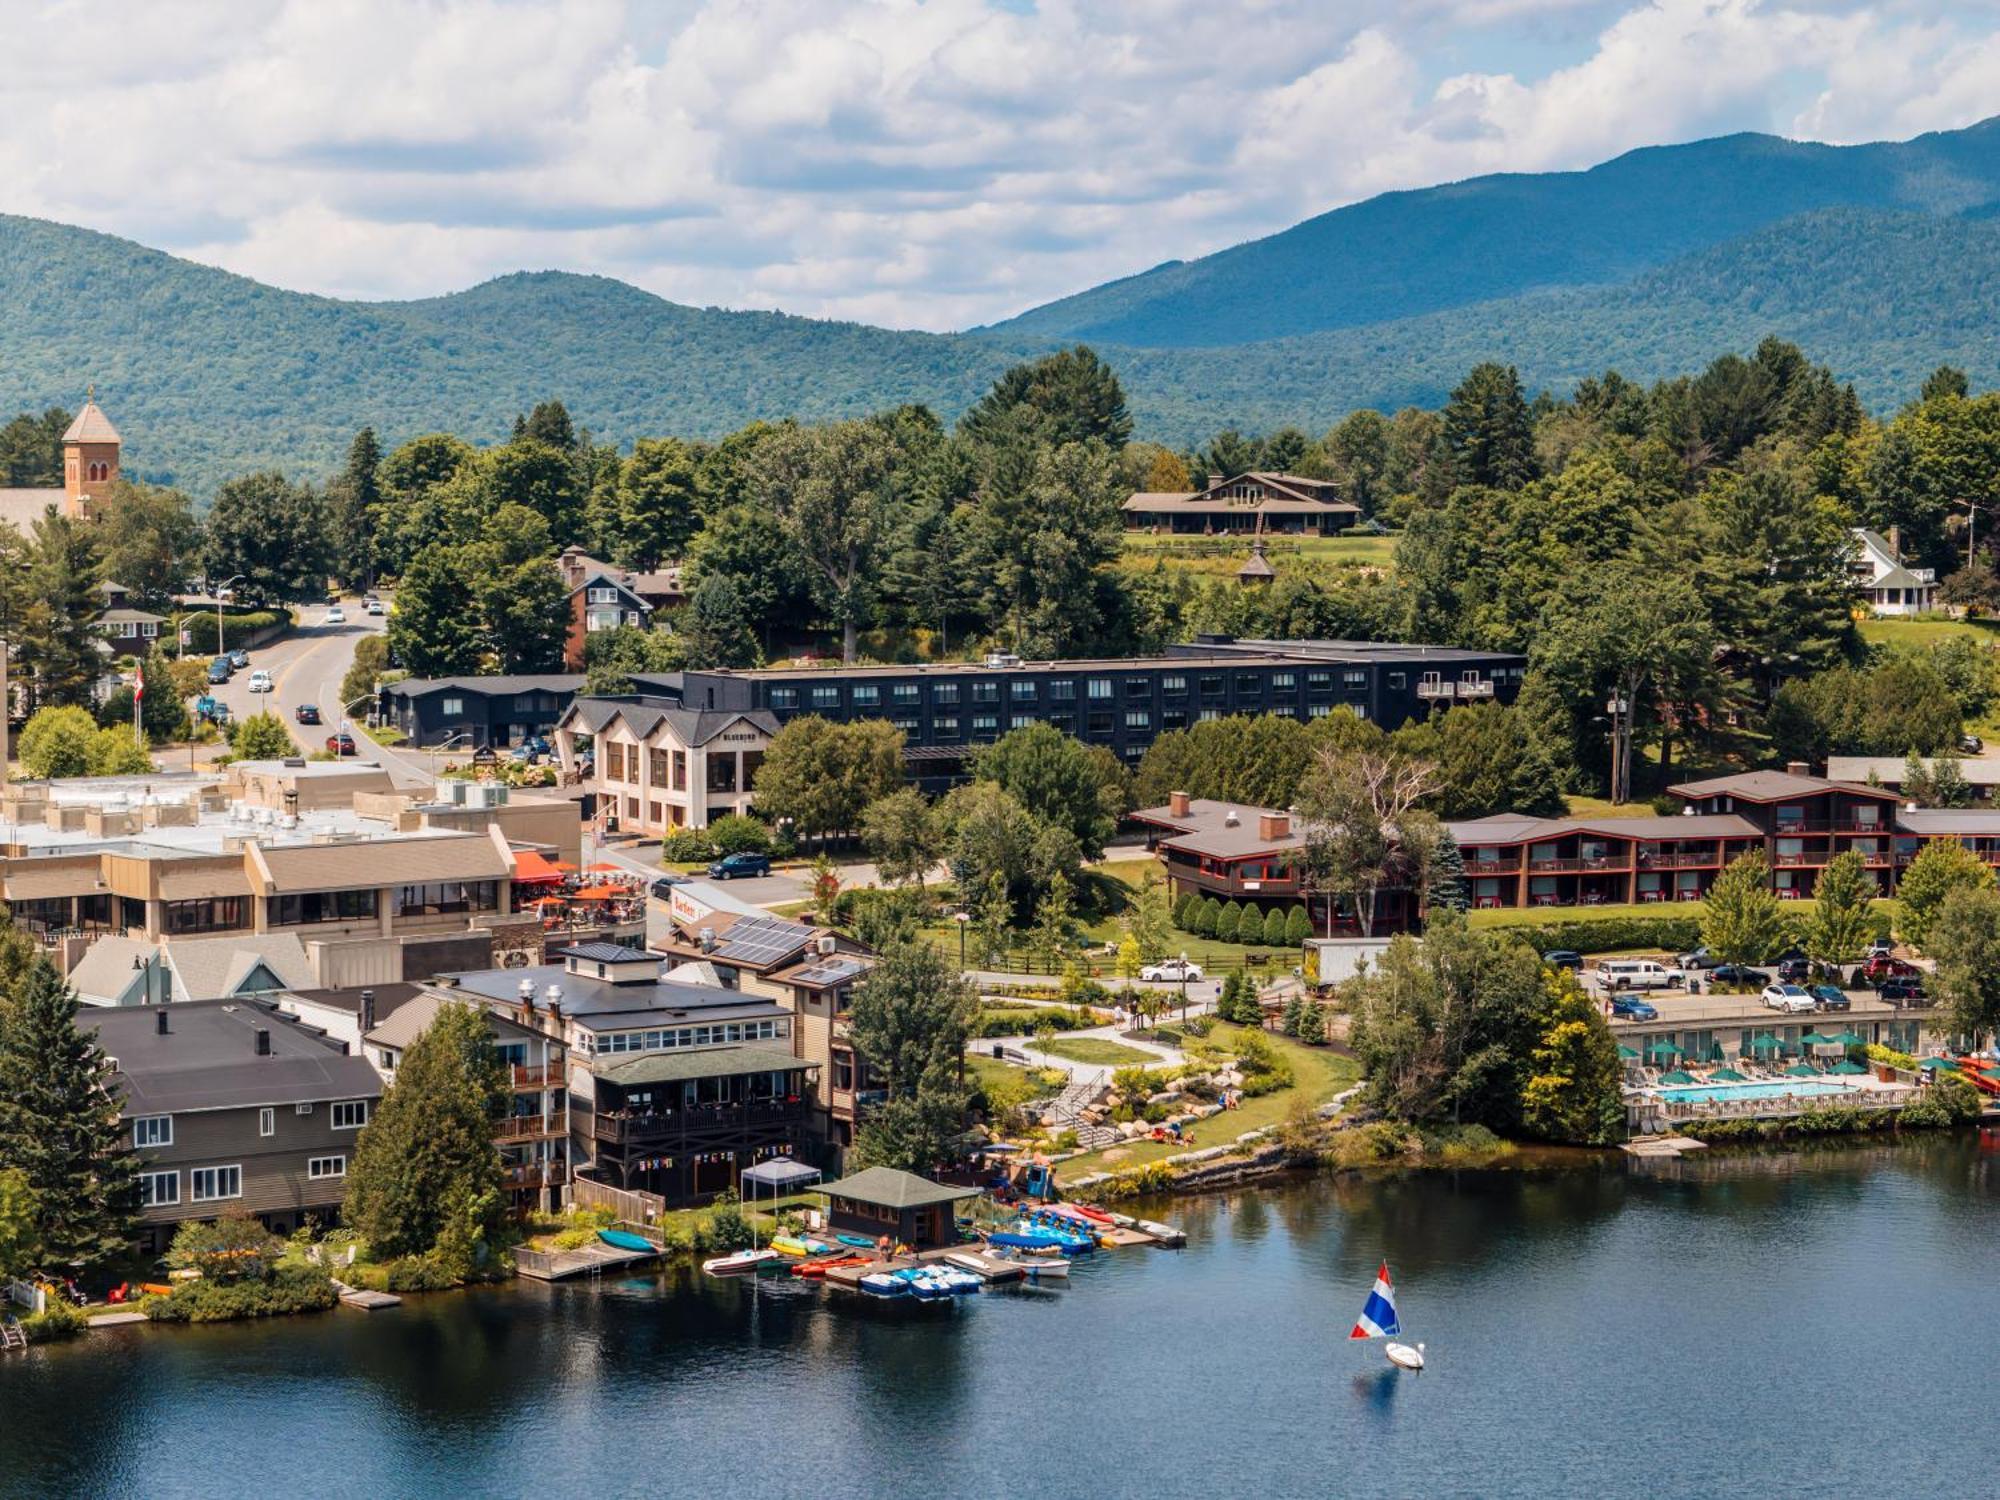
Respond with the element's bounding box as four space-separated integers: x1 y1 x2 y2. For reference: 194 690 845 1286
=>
1055 1024 1360 1180
1466 897 1899 933
1561 796 1665 819
1117 532 1396 578
1857 615 2000 649
1035 1037 1162 1066
968 1054 1066 1115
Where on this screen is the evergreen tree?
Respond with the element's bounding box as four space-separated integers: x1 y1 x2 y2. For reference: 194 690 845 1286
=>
389 545 486 676
1261 907 1287 947
0 958 136 1267
1443 363 1538 490
1929 753 1973 809
344 1002 507 1262
1803 850 1876 974
846 943 978 1173
1217 900 1243 943
9 512 104 712
958 345 1132 451
1427 831 1469 918
1902 750 1934 805
330 426 383 588
1172 891 1195 932
1195 897 1220 938
1130 876 1173 961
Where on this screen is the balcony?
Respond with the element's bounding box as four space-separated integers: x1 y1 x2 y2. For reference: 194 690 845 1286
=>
1638 852 1721 869
1456 680 1495 699
511 1063 565 1089
1466 858 1522 875
1415 682 1455 700
503 1161 569 1191
493 1113 568 1144
592 1099 806 1147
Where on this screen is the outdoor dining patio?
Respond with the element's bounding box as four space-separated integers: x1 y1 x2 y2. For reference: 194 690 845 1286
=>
512 854 648 931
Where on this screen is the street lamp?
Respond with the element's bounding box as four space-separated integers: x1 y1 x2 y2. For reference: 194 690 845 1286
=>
213 575 247 658
1179 948 1189 1021
952 910 971 971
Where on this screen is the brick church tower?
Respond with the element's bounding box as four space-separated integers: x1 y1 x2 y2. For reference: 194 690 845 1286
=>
62 392 121 516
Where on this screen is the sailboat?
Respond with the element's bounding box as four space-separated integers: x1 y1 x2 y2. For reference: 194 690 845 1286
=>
1349 1261 1425 1371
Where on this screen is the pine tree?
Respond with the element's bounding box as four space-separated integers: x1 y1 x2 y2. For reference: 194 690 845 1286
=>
0 958 136 1267
1193 897 1220 938
1173 891 1195 931
1901 750 1933 806
1929 753 1973 809
344 1002 507 1263
1426 830 1469 918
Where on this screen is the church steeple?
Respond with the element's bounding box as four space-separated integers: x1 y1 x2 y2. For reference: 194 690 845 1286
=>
62 389 121 515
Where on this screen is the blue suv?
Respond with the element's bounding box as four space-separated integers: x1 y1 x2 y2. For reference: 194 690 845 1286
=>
707 852 772 880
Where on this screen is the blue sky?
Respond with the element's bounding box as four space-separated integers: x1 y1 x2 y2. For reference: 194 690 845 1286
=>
1 0 1996 329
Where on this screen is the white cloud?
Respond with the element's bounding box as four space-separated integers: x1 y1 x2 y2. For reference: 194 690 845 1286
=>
0 0 1994 328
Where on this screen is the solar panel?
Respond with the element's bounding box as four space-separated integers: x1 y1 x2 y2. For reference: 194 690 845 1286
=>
713 913 814 965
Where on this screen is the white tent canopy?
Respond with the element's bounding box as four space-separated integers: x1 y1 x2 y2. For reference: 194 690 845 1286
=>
741 1158 821 1191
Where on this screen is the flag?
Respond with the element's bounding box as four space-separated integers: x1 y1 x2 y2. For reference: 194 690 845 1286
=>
134 662 145 703
1349 1261 1401 1339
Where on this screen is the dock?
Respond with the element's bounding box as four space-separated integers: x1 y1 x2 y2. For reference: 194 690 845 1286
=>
333 1281 403 1310
1622 1134 1710 1159
513 1240 662 1282
84 1311 150 1328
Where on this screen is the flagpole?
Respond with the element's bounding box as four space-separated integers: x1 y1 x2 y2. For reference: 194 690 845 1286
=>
133 661 144 748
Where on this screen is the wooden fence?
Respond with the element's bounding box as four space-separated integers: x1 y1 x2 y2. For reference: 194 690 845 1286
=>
571 1173 668 1226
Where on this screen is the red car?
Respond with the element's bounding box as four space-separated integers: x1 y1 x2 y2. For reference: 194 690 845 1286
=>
325 732 356 756
1863 954 1918 982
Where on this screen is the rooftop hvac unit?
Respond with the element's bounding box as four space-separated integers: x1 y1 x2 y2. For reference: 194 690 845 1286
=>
816 934 837 955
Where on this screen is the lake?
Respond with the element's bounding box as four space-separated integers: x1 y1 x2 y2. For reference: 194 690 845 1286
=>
8 1132 1999 1499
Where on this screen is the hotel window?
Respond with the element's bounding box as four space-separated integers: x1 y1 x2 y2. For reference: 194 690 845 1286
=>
1163 710 1188 730
331 1101 369 1131
1086 711 1114 736
259 1107 274 1138
1343 670 1368 688
1199 709 1222 722
769 687 798 710
672 750 687 791
165 897 246 935
852 684 880 708
1047 714 1073 734
191 1166 242 1203
1161 675 1186 697
1011 681 1037 701
650 748 670 785
931 684 960 706
892 683 920 705
1387 672 1405 689
1198 675 1223 697
133 1115 173 1149
271 889 378 926
1049 680 1076 702
1308 704 1332 718
139 1171 179 1207
934 716 960 739
1125 710 1151 729
308 1156 347 1180
1272 673 1296 690
971 682 999 704
1087 679 1113 700
1307 671 1332 693
1012 715 1036 729
971 714 1000 737
891 716 919 732
1235 673 1263 695
1125 678 1150 699
811 685 840 709
648 800 663 825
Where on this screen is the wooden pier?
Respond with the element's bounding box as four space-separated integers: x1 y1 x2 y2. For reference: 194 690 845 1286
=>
514 1240 662 1282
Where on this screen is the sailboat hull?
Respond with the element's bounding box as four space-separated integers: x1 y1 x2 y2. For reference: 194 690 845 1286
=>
1385 1342 1425 1371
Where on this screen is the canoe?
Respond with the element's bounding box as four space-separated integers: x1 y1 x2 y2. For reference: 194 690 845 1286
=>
596 1229 657 1254
769 1235 829 1257
792 1255 868 1278
702 1248 781 1277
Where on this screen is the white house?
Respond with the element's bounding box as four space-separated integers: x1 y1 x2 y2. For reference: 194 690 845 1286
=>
1850 527 1938 616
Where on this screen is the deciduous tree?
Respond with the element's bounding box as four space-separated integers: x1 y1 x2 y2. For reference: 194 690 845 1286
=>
1898 839 1995 951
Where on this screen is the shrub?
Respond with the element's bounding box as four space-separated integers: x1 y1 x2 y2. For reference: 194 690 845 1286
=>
145 1264 338 1323
706 814 771 856
1194 897 1220 938
660 828 714 863
174 606 292 653
971 1006 1101 1038
1173 892 1196 930
1217 900 1243 944
1866 1043 1918 1072
19 1301 86 1343
1261 908 1287 947
1285 905 1312 946
1092 1161 1178 1200
1497 916 1703 957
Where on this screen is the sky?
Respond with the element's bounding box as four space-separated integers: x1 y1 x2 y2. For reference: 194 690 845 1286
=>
3 0 1998 330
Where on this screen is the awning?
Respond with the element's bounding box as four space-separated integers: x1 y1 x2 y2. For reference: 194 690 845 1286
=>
512 850 567 885
741 1158 822 1191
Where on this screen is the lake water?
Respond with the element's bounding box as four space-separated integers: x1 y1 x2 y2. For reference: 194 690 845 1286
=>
9 1132 2000 1500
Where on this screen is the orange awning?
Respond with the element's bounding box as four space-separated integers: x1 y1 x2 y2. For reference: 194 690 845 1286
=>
513 850 567 885
582 861 626 874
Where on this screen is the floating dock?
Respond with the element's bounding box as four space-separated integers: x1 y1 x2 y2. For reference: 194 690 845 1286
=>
84 1311 150 1329
513 1240 662 1282
1622 1135 1710 1160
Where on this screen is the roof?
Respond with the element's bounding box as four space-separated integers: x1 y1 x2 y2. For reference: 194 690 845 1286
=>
98 607 166 626
436 962 786 1027
557 698 779 747
1122 470 1358 515
1895 810 2000 835
281 982 426 1019
1129 798 1304 859
1667 770 1895 802
556 940 656 964
359 989 533 1053
380 675 584 700
821 1166 982 1210
67 933 316 1007
91 1001 381 1116
688 911 823 969
254 830 511 892
568 570 653 609
62 401 121 445
1236 548 1275 579
592 1042 814 1087
774 955 874 990
741 1157 820 1189
513 849 567 883
1446 812 1764 844
1827 755 2000 788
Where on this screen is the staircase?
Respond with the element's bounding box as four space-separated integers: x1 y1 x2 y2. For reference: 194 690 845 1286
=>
1039 1076 1116 1148
2 1316 26 1352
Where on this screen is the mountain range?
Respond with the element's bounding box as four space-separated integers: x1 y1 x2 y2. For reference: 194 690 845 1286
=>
4 117 2000 495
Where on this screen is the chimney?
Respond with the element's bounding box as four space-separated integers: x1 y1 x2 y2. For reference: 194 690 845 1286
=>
254 1027 271 1056
360 989 377 1034
1785 761 1810 777
519 978 537 1012
156 1008 170 1036
1168 790 1191 818
544 983 564 1023
1258 811 1290 841
1887 524 1903 560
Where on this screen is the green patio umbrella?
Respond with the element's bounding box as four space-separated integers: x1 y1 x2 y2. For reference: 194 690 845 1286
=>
1657 1069 1696 1085
1710 1067 1748 1082
1784 1063 1820 1079
1746 1035 1782 1056
1829 1060 1868 1076
1617 1044 1640 1060
1644 1039 1683 1060
1800 1032 1837 1046
1829 1031 1865 1048
1921 1056 1960 1072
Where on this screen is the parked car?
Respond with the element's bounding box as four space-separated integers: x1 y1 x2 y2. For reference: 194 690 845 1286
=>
324 605 346 625
649 874 690 901
706 852 772 880
1809 984 1851 1012
1675 945 1722 970
228 649 250 669
1761 983 1817 1013
325 732 356 756
1963 734 1985 755
1707 964 1770 988
1597 959 1681 992
294 703 321 725
1608 995 1659 1021
205 660 233 685
1140 958 1203 983
246 669 274 693
1774 957 1811 983
1879 977 1927 1004
1867 937 1896 959
1541 949 1584 971
1863 954 1919 982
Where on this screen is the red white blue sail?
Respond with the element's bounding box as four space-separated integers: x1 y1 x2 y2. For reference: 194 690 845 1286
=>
1349 1261 1401 1340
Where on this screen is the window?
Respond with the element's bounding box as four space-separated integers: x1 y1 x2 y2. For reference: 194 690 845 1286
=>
1272 672 1295 690
1387 672 1405 690
852 684 879 708
191 1166 242 1203
1011 680 1037 702
1199 675 1224 697
1086 711 1114 736
931 683 960 706
1343 670 1368 688
707 755 737 794
769 687 798 710
271 889 378 926
933 716 960 739
1011 715 1035 729
1087 678 1113 700
1235 673 1263 695
672 749 687 791
259 1107 274 1138
971 681 999 704
892 683 919 705
1125 709 1151 730
811 685 840 709
296 1103 314 1116
587 586 618 603
331 1100 369 1130
1123 678 1148 699
1161 675 1186 696
1307 670 1333 693
833 1053 854 1091
165 897 246 935
396 881 499 916
440 696 464 715
308 1156 347 1180
1049 680 1076 702
1163 710 1188 730
971 714 999 738
891 716 919 732
139 1171 179 1207
133 1115 172 1149
649 748 670 786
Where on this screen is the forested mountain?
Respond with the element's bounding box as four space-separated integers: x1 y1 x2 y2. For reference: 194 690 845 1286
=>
8 165 2000 495
985 118 2000 347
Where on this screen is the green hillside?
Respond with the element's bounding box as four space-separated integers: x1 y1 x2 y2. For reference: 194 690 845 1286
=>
6 202 2000 496
984 118 2000 348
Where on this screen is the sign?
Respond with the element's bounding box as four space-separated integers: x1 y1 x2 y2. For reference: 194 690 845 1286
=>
472 744 498 766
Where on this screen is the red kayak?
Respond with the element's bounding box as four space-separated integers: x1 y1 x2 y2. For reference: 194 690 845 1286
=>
793 1255 870 1277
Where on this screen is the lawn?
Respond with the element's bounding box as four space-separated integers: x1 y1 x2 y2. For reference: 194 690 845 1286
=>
1036 1037 1162 1066
1561 796 1665 819
1117 532 1397 578
1465 898 1898 933
968 1054 1065 1115
1857 615 2000 650
1054 1023 1361 1180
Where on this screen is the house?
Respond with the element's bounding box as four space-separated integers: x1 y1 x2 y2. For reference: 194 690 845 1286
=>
818 1166 980 1250
564 567 654 670
1123 471 1360 535
0 396 123 536
91 999 383 1253
1130 794 1338 926
1825 755 2000 801
1447 812 1768 908
1665 768 1903 899
66 932 318 1007
376 674 584 749
1850 527 1938 615
96 608 165 647
554 638 1524 825
427 944 815 1205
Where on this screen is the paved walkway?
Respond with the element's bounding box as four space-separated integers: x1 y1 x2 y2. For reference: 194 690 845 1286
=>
978 1019 1193 1086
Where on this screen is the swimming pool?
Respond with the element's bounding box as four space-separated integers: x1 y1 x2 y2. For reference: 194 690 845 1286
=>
1655 1080 1859 1104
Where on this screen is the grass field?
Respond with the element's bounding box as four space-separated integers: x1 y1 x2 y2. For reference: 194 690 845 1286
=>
1857 615 2000 649
1561 796 1665 819
1467 898 1899 933
1054 1023 1360 1180
1035 1037 1161 1066
1118 531 1397 578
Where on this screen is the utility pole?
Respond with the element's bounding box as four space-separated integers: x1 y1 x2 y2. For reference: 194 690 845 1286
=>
1 637 9 776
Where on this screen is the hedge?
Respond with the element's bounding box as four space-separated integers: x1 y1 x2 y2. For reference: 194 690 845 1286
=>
972 1005 1104 1039
1496 916 1703 956
171 607 294 654
143 1264 339 1323
19 1302 86 1343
